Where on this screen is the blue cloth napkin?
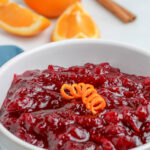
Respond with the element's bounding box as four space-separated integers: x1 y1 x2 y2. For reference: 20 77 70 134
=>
0 45 24 67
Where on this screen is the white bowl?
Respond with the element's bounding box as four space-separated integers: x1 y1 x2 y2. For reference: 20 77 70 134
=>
0 39 150 150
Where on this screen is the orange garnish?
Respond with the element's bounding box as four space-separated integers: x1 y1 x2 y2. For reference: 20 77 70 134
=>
60 84 75 100
0 2 50 36
60 83 106 114
52 2 100 41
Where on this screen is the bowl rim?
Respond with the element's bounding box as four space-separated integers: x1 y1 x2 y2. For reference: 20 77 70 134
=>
0 39 150 150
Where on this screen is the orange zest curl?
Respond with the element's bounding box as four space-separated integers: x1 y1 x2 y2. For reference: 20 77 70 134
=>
60 83 106 114
60 84 74 99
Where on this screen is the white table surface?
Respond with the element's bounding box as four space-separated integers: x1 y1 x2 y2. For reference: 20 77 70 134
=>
0 0 149 52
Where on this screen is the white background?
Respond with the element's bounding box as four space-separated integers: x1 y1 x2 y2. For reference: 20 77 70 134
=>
0 0 149 52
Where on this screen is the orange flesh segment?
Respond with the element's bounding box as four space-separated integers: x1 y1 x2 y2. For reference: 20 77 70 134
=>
52 2 100 41
0 3 39 27
58 13 96 38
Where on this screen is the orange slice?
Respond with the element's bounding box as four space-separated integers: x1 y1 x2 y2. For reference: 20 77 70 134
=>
0 2 51 36
52 2 100 41
0 0 9 6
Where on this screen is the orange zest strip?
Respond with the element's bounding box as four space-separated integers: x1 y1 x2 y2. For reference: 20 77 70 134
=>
60 84 74 100
70 83 81 98
90 96 106 114
77 83 87 95
60 83 106 114
82 88 97 105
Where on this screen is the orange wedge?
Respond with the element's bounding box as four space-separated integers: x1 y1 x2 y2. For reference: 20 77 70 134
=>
52 2 100 41
0 2 50 36
0 0 9 6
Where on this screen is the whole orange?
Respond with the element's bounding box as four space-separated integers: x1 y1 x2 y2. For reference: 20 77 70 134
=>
24 0 81 18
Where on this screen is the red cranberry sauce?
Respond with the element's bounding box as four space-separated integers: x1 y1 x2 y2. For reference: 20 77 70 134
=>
0 63 150 150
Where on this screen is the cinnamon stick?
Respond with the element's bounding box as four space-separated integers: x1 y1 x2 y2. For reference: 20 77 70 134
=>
97 0 136 23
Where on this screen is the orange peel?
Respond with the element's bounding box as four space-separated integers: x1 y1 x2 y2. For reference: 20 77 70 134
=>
60 83 106 114
24 0 81 18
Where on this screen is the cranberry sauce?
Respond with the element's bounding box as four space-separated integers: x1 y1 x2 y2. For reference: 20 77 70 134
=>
0 63 150 150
